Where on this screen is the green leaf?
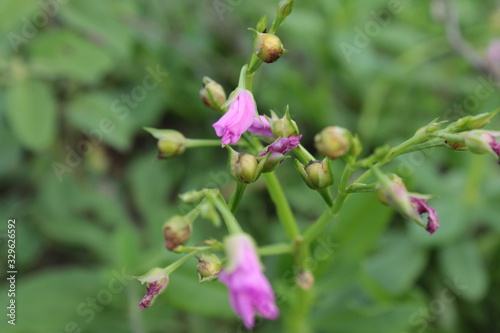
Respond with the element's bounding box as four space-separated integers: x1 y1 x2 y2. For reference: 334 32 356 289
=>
365 231 428 296
438 239 488 302
6 79 56 151
58 0 135 59
66 92 133 151
0 268 103 333
29 30 113 83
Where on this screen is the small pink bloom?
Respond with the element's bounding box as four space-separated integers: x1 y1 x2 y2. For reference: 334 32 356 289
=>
213 89 257 146
219 234 279 329
410 197 439 235
259 135 302 158
248 115 274 138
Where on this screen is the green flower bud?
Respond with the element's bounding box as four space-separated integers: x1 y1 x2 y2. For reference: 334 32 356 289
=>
145 128 186 159
374 172 420 222
253 32 286 63
277 0 294 19
462 110 499 130
463 130 498 156
200 77 226 111
256 15 267 33
268 107 299 138
295 157 334 190
314 126 352 159
349 135 363 157
228 147 260 183
197 253 222 283
163 216 192 251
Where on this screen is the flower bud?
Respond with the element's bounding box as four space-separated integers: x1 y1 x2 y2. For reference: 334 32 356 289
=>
256 15 267 33
277 0 294 19
145 128 186 159
296 270 314 290
349 135 363 157
136 267 169 309
295 157 334 190
163 215 192 251
314 126 352 159
200 77 226 111
463 130 500 158
374 172 420 222
228 147 259 183
453 111 499 131
268 108 299 138
197 253 222 283
253 32 286 63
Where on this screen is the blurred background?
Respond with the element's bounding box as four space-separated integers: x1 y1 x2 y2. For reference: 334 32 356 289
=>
1 0 500 332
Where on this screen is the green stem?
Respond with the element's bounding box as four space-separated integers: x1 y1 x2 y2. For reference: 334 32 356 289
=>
247 54 263 75
229 182 247 214
207 194 244 235
164 248 208 274
263 172 301 241
258 242 294 256
355 134 426 184
293 145 316 164
186 139 241 148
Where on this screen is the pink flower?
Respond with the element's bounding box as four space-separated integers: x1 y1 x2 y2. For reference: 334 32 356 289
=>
248 115 274 138
259 135 302 158
219 234 279 329
213 89 257 146
410 197 439 235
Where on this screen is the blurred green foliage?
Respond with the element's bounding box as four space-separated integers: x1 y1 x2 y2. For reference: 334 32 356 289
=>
1 0 500 332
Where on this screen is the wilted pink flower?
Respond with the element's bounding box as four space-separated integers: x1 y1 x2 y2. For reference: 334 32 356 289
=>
410 197 439 234
137 268 169 309
213 89 257 146
219 234 279 329
259 135 302 158
248 115 274 138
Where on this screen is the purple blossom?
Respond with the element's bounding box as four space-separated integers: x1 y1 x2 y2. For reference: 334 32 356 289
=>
248 115 274 138
410 197 439 235
219 234 279 329
213 89 257 146
259 135 302 158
